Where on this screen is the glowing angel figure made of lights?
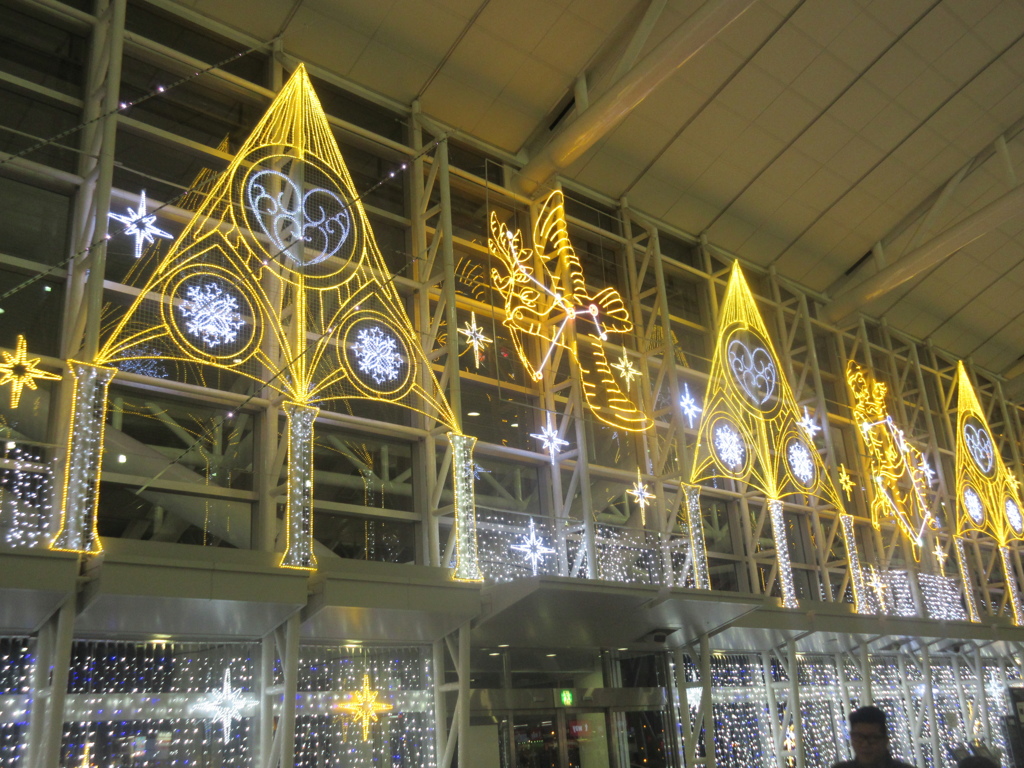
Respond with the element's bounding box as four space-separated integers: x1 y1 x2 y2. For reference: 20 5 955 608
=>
953 361 1024 624
488 191 651 433
51 65 483 580
846 361 936 561
686 262 863 610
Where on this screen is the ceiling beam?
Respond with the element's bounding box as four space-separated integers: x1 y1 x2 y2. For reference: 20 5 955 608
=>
823 182 1024 326
513 0 757 196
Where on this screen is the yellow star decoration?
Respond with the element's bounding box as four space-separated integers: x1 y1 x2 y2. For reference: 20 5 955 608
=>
612 353 640 392
838 463 854 501
934 540 948 576
0 335 60 408
336 674 393 742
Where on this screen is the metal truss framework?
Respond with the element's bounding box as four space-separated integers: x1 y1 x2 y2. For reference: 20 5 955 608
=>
4 1 1024 766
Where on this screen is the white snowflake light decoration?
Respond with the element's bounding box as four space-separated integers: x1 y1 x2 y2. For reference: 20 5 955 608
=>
530 413 569 463
510 518 556 576
713 421 746 471
787 439 815 486
458 312 492 369
179 282 245 348
612 353 639 391
108 190 173 259
798 406 821 440
963 487 985 525
679 382 702 428
628 468 655 524
352 325 404 384
202 669 247 744
1006 497 1023 534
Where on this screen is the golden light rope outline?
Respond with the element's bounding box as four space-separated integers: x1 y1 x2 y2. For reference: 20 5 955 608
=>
687 262 850 609
846 360 936 563
51 66 482 579
488 190 652 433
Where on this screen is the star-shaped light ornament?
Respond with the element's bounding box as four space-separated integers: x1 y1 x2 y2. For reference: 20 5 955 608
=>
627 468 655 524
336 674 393 742
798 406 821 440
921 456 937 487
458 312 492 369
838 464 854 501
0 335 61 408
679 383 702 428
108 190 173 259
510 518 556 575
612 353 639 392
205 668 247 744
530 413 569 463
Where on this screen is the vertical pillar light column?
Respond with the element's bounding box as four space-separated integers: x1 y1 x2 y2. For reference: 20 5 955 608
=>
50 361 116 553
768 499 798 609
449 432 482 582
280 401 317 570
839 514 868 613
1000 545 1024 626
684 485 711 589
955 538 981 622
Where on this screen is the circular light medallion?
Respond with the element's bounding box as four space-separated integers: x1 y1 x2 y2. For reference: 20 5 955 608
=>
165 268 260 362
963 487 985 526
1006 497 1023 535
726 332 777 410
713 420 747 473
962 416 995 477
342 316 412 397
787 438 816 487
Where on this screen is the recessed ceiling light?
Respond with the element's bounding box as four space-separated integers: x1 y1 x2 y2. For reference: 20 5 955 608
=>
468 411 480 416
510 423 518 427
546 653 556 657
617 647 628 652
498 644 509 648
489 652 500 656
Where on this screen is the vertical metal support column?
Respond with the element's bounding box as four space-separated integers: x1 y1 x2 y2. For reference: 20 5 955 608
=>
919 644 942 766
63 0 126 360
255 403 280 553
788 644 804 768
840 514 868 613
457 622 470 768
685 486 711 589
761 652 784 768
700 634 715 768
432 638 449 767
278 613 299 768
1001 545 1024 625
257 631 276 768
955 538 981 622
898 654 924 768
37 597 76 768
972 646 992 744
861 645 873 705
279 402 318 570
673 647 694 768
50 361 115 553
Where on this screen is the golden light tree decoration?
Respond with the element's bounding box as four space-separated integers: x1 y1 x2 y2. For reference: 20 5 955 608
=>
954 361 1024 624
846 361 936 562
488 190 651 433
687 262 861 609
52 65 482 579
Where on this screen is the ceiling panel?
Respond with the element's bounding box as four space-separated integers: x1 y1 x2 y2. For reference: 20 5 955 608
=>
176 0 1024 374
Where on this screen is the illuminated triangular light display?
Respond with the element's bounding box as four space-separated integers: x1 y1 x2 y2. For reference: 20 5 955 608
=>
489 190 651 433
53 66 482 580
954 362 1023 624
687 262 855 609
